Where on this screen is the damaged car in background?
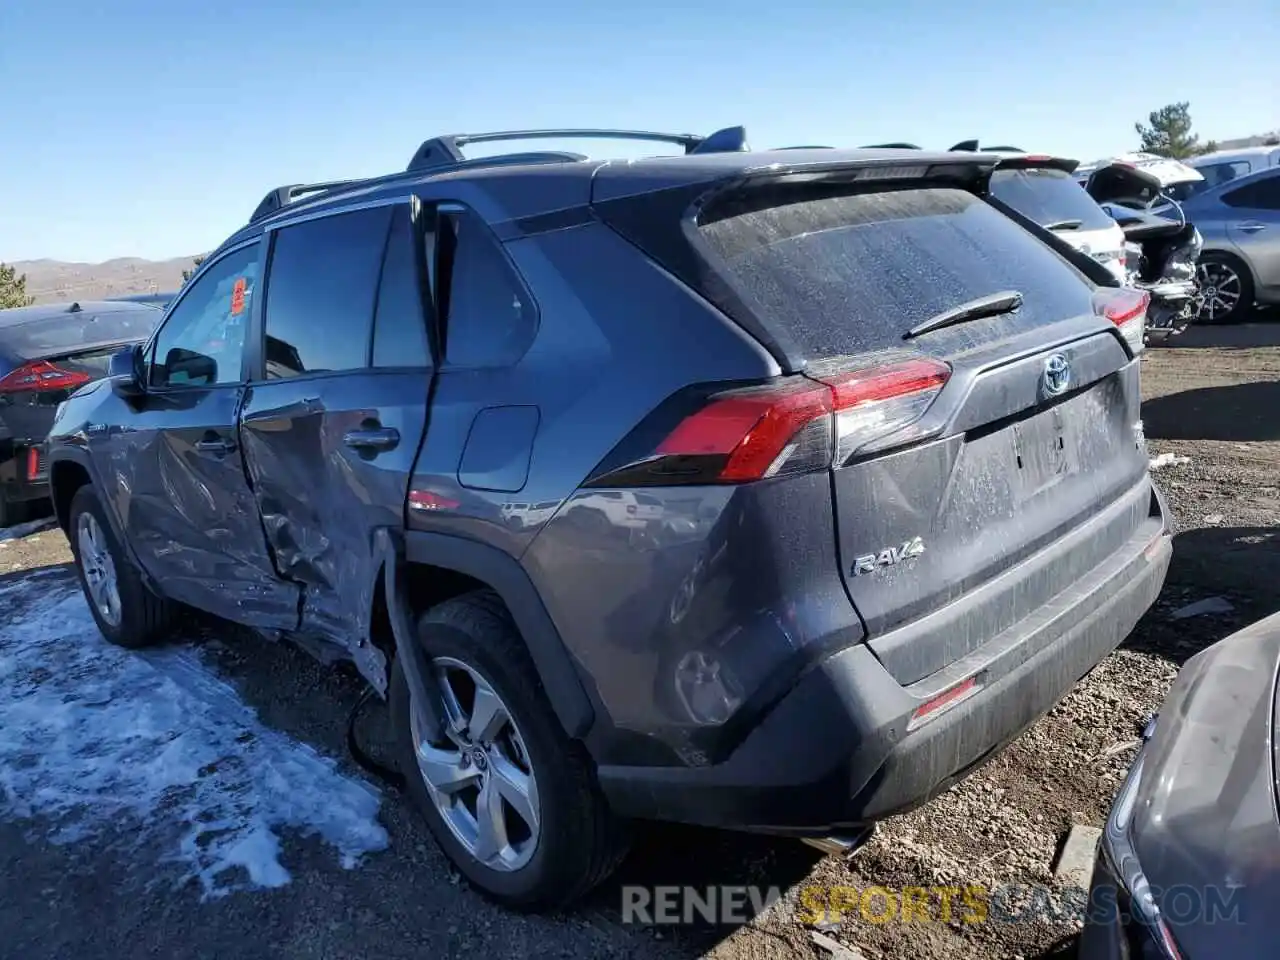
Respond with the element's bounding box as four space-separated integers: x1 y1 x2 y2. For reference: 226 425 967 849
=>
47 126 1171 911
0 298 163 527
938 142 1203 342
1081 158 1204 341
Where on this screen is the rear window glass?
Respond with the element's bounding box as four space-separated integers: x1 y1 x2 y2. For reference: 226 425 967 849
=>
1 307 161 361
989 168 1114 231
698 187 1096 358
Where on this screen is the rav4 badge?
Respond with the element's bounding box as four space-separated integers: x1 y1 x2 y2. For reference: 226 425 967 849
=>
852 536 926 576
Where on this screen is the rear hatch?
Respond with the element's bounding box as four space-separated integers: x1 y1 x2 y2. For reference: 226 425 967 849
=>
0 302 161 444
595 161 1152 685
1084 157 1205 208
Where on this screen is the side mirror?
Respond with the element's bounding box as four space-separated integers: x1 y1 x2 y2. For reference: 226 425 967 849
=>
109 344 146 397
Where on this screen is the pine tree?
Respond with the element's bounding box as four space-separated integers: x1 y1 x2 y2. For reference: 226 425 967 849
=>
0 262 34 309
1134 103 1203 160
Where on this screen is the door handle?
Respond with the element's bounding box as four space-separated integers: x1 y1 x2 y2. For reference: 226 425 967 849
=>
195 435 236 455
343 426 400 452
1237 221 1267 234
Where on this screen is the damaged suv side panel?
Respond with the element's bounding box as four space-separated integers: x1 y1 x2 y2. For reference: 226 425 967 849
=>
238 202 433 678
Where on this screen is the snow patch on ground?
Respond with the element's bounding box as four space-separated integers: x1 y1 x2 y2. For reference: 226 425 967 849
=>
0 577 389 898
0 517 57 542
1149 452 1191 471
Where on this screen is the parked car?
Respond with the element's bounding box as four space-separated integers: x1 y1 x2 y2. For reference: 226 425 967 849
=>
1189 144 1280 191
866 141 1129 281
0 299 163 527
1080 610 1280 959
1169 166 1280 324
47 127 1172 911
1073 153 1207 204
108 291 179 309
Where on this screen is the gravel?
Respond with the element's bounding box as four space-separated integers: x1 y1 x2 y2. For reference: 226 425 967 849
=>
1 323 1277 960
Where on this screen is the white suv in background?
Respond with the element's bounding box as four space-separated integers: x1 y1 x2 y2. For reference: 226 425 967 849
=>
932 142 1129 283
988 157 1129 282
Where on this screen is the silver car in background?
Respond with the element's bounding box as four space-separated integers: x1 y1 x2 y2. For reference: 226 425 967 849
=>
1173 166 1280 324
1190 144 1280 190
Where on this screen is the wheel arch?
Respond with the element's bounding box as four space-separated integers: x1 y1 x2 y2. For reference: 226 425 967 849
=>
388 530 599 741
50 454 94 535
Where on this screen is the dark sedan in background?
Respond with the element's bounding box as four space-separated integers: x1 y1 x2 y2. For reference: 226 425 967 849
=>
1081 610 1280 959
0 299 164 526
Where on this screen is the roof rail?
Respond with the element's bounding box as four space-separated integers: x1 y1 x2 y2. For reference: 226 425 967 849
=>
860 142 923 150
405 125 748 172
249 180 365 224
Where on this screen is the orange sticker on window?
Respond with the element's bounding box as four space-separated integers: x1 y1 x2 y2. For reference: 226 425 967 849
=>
230 277 247 316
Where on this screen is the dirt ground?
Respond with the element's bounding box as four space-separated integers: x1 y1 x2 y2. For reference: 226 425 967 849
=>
1 322 1277 960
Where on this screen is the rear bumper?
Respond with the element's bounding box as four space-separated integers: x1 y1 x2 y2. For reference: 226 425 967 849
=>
598 481 1171 833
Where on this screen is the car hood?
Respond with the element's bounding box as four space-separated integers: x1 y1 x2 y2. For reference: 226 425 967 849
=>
1131 610 1280 953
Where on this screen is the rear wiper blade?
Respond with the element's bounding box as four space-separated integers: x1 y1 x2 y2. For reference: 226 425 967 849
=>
1044 218 1084 231
903 290 1024 340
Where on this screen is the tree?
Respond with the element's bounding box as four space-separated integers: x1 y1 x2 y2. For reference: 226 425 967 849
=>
1134 102 1202 159
0 262 34 309
1201 139 1219 155
181 255 206 283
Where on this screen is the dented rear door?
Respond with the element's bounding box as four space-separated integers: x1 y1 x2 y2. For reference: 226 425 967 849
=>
239 203 431 661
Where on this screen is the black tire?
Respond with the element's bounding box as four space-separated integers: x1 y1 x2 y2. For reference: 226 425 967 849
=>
0 493 15 530
1196 252 1255 325
390 590 628 911
67 484 178 648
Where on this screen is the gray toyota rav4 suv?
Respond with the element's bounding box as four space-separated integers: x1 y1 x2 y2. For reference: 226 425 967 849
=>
47 127 1172 911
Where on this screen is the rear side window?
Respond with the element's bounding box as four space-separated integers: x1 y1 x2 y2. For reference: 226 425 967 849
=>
1198 160 1252 188
372 207 431 368
698 186 1096 359
438 210 536 368
1222 173 1280 210
989 168 1114 231
262 206 393 378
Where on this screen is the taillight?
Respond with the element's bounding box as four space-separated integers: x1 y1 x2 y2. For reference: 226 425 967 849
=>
1094 287 1150 356
825 359 951 466
27 446 41 480
594 357 951 487
0 360 92 394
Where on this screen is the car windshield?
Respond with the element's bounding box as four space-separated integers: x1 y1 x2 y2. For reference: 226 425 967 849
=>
989 168 1115 231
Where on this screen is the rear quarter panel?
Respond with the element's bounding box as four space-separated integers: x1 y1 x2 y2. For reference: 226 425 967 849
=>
407 219 779 556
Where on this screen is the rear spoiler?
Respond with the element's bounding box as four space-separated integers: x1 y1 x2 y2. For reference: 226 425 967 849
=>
591 151 1004 206
991 154 1080 175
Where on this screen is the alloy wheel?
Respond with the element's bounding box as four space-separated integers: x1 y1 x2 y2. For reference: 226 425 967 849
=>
1195 261 1244 322
77 512 121 627
410 656 541 871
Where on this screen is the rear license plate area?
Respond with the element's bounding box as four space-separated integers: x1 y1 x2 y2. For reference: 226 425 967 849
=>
1012 405 1077 500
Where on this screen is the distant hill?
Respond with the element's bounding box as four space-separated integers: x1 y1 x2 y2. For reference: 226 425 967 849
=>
10 256 203 305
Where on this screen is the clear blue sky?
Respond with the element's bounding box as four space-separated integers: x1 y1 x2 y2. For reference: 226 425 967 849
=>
1 0 1276 263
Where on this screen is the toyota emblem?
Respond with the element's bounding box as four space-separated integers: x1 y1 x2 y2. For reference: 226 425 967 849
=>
1042 354 1071 397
